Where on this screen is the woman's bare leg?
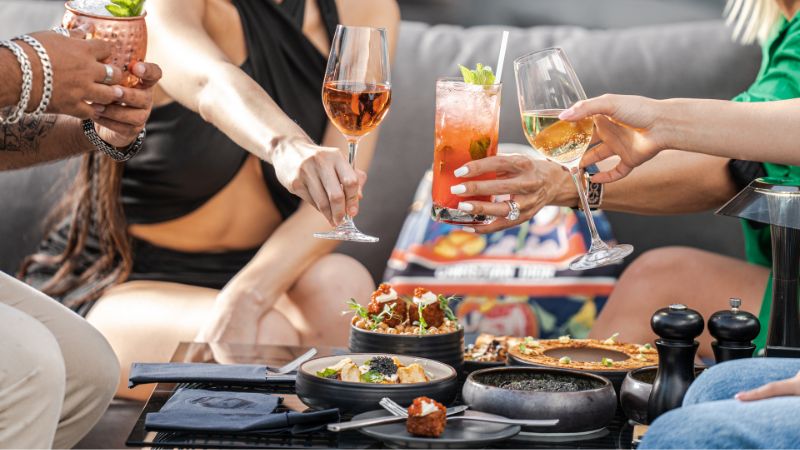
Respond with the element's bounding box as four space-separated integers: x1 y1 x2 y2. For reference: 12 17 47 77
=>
277 254 375 347
588 247 769 359
87 281 297 400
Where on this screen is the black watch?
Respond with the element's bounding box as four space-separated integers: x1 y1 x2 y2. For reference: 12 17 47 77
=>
82 119 145 162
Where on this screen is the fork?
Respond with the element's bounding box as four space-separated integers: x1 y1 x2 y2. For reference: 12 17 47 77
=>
379 397 559 428
265 348 317 375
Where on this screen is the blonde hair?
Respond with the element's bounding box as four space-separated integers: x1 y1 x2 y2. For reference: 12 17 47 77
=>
725 0 782 44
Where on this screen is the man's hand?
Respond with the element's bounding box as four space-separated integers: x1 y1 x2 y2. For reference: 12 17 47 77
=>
93 62 162 147
26 30 125 119
448 154 572 234
735 370 800 401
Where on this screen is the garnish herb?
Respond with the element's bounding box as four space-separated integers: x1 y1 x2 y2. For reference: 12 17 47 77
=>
360 370 384 383
468 135 491 160
601 357 614 367
317 368 339 378
518 343 526 352
347 298 369 320
416 303 428 335
369 303 396 330
603 332 620 345
558 335 571 344
105 0 145 17
458 63 496 85
437 295 458 321
524 336 540 347
559 356 572 364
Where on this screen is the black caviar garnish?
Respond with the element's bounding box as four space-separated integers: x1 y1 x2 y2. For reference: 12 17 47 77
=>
369 356 398 376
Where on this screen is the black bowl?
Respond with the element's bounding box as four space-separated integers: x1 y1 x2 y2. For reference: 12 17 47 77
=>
620 366 706 425
349 325 464 370
508 350 630 396
462 367 617 433
295 353 458 414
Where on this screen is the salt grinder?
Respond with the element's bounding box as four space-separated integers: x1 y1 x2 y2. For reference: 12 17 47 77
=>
708 298 760 362
647 304 704 423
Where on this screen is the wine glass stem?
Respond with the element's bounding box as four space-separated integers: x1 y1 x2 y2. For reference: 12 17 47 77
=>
341 138 359 224
569 167 608 251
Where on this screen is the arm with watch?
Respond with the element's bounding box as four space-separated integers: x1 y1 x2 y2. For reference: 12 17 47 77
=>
448 146 736 234
0 29 161 171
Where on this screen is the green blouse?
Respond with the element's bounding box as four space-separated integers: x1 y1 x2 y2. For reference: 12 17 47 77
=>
731 13 800 351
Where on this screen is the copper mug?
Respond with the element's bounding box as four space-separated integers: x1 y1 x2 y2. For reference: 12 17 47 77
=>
62 1 147 87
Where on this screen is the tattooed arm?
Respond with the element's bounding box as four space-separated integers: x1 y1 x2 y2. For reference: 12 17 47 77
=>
0 112 87 170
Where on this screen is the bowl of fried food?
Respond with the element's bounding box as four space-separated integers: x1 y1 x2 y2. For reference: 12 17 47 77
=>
296 354 458 413
348 284 465 370
464 334 510 374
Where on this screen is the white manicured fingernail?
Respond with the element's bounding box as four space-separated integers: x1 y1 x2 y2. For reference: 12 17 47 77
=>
113 86 123 98
458 202 474 212
463 227 476 233
450 184 467 195
454 166 469 177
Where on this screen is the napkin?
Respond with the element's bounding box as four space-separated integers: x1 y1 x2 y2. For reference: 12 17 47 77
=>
128 363 295 388
144 388 340 434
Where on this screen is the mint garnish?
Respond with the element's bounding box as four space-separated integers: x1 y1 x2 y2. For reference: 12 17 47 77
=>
106 0 145 17
459 63 496 85
469 135 491 160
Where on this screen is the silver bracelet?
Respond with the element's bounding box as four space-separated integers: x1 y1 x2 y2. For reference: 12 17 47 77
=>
14 35 53 117
0 40 32 124
82 119 146 162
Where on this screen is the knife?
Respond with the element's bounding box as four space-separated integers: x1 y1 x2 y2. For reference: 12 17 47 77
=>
328 405 469 432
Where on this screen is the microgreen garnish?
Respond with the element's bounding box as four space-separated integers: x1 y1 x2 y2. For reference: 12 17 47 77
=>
559 356 572 364
603 332 620 345
347 299 369 320
601 357 614 367
369 303 396 330
437 294 458 321
459 63 496 85
316 368 339 378
360 370 385 383
105 0 145 17
416 304 428 335
518 343 526 352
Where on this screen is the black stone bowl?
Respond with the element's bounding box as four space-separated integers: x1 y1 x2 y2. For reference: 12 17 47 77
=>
349 325 465 371
508 348 631 396
295 353 458 414
462 367 617 433
620 366 706 425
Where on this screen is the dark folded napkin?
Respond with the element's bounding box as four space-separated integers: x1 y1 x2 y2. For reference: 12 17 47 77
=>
144 388 339 434
128 363 295 387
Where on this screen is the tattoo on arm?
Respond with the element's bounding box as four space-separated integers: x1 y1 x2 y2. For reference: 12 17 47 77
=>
0 107 58 152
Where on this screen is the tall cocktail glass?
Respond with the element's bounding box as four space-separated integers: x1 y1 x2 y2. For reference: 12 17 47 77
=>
431 78 501 224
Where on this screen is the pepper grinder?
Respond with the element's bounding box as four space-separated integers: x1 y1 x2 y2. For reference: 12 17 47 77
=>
708 298 760 362
647 304 704 423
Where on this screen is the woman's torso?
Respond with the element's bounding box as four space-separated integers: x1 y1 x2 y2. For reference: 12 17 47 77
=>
126 0 335 252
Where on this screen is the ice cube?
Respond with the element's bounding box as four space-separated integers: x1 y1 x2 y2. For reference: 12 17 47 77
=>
68 0 115 17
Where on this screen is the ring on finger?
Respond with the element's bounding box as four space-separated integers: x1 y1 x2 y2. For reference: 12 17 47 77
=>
505 200 520 221
101 64 115 85
52 27 70 37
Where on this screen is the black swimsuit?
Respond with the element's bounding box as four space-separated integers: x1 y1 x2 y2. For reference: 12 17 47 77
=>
26 0 340 314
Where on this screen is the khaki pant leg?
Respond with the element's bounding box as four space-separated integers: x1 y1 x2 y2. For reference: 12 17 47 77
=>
0 301 66 448
0 272 120 449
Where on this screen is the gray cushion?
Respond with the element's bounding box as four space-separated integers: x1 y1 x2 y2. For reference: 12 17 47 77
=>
0 17 760 280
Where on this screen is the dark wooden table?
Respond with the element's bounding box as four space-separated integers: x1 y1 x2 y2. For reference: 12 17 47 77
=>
126 342 633 449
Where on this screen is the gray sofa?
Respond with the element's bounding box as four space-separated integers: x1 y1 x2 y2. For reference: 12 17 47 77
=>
0 2 760 447
0 2 759 282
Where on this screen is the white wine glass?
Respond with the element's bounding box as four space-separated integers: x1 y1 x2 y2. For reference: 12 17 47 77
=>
314 25 392 243
514 48 633 270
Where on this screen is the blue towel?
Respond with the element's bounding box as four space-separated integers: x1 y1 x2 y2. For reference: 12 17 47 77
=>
128 363 295 387
144 388 339 433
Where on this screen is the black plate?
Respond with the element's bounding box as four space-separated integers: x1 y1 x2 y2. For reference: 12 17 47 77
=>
351 409 521 449
349 325 465 370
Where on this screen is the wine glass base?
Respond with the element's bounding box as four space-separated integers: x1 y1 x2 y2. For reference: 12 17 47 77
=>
569 244 634 271
313 228 379 243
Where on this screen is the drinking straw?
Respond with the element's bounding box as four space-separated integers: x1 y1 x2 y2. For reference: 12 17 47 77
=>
494 30 510 83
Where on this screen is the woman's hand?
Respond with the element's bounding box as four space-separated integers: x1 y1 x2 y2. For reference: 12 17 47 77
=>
271 137 366 226
24 30 125 119
449 154 574 234
736 371 800 401
195 285 271 344
559 94 672 183
93 61 162 147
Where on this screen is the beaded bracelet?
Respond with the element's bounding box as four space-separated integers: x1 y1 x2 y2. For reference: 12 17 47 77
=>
0 40 32 124
14 35 53 117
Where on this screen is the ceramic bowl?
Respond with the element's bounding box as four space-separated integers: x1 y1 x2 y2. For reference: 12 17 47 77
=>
349 325 465 370
508 348 630 396
462 367 617 433
295 353 458 414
